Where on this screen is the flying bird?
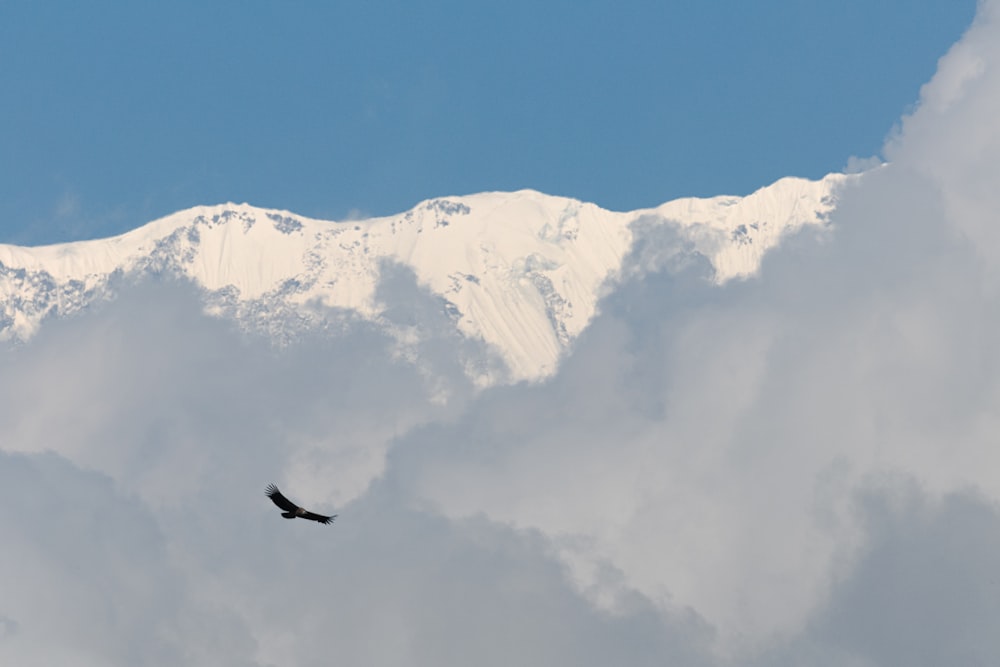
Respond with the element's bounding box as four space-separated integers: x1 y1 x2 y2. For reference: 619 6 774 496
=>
265 484 337 525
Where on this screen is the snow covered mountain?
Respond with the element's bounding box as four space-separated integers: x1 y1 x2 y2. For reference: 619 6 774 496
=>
0 173 849 382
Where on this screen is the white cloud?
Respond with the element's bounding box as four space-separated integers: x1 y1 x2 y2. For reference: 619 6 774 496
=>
0 278 714 666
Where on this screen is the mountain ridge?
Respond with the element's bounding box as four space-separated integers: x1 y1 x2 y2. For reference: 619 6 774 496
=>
0 173 852 382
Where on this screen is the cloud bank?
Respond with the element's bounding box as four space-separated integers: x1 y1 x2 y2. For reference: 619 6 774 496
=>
4 2 1000 664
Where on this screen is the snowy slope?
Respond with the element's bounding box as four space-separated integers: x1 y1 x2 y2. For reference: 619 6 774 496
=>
0 173 850 381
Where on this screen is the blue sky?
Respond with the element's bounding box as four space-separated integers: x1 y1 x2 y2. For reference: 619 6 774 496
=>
1 0 977 244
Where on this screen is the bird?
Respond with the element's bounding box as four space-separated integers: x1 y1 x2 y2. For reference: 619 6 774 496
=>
265 484 337 525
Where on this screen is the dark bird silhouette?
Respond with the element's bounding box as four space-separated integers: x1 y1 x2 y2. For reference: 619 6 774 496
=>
265 484 337 525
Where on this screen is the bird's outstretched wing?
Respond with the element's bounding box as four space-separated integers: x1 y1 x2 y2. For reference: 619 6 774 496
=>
265 484 300 513
300 510 337 525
